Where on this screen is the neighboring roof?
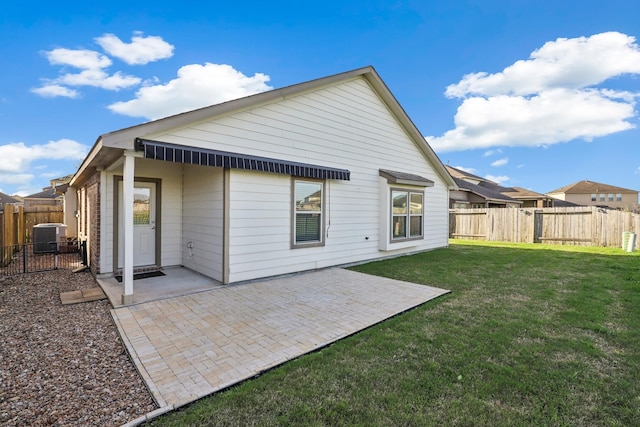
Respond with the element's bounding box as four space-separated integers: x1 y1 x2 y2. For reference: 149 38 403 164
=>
445 165 493 184
499 186 552 200
24 187 61 200
548 180 638 195
550 198 582 207
452 177 522 205
50 174 74 185
445 165 557 202
71 66 457 190
54 183 70 194
0 191 20 204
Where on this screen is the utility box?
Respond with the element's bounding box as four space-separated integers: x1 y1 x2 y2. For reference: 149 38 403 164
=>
33 223 67 254
625 232 637 253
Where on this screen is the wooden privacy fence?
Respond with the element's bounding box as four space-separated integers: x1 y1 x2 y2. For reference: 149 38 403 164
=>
0 203 64 249
450 207 640 247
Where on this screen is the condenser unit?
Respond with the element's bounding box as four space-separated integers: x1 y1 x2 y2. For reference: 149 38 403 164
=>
33 223 67 254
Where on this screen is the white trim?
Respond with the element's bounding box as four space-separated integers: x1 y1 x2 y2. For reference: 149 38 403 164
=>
291 179 325 248
122 152 135 301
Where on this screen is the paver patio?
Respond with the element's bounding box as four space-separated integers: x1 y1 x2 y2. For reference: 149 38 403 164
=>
111 268 449 410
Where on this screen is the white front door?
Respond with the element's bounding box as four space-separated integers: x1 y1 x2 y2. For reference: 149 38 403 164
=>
118 181 157 268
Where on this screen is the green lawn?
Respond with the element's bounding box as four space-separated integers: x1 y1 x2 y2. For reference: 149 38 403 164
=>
149 241 640 426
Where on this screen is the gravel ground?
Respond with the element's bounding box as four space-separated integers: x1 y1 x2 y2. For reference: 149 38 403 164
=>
0 269 158 426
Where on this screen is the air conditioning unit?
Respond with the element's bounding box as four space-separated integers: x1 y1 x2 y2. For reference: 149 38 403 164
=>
33 223 67 254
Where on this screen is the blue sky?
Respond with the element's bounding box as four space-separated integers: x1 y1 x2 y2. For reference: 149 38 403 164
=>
2 1 640 198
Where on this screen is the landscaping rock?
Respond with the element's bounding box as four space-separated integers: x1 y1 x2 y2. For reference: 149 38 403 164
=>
0 270 157 426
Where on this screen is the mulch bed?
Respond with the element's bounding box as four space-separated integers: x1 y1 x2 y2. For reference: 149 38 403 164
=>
0 269 157 426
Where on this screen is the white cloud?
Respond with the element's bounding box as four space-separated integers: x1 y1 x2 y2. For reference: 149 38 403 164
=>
33 36 149 97
30 84 80 98
491 158 509 167
428 32 640 152
95 32 174 65
0 172 37 197
485 175 510 185
429 88 636 152
108 63 273 120
44 48 112 69
482 149 501 157
636 167 640 174
56 69 141 90
0 139 88 174
39 171 64 179
0 173 34 185
35 50 141 92
445 32 640 98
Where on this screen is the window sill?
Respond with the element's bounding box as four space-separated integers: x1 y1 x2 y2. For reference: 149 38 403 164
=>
291 241 325 249
379 238 422 252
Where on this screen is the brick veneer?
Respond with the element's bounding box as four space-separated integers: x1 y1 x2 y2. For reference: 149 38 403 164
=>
85 172 101 275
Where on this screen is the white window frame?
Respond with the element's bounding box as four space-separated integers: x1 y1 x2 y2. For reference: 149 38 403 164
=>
390 189 424 242
291 179 325 249
378 170 433 252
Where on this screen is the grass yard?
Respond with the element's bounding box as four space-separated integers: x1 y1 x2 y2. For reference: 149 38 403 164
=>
149 240 640 426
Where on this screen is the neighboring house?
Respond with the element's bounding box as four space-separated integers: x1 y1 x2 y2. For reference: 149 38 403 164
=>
50 175 79 238
499 187 554 208
23 187 63 209
0 191 20 211
21 176 78 238
449 177 522 208
50 174 74 188
445 165 487 186
23 175 74 210
446 166 554 208
69 66 457 303
547 180 639 211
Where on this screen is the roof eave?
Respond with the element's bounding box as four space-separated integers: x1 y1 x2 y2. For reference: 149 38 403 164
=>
361 71 458 190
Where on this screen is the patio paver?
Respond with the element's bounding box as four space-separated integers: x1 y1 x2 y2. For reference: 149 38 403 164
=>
111 268 449 409
60 287 107 305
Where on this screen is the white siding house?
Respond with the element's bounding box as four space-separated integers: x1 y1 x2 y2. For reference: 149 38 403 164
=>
70 66 457 302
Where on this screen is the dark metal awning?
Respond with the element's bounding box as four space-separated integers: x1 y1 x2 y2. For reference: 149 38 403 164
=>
135 139 350 180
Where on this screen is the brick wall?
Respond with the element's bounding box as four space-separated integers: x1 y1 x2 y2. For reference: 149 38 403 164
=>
85 172 101 275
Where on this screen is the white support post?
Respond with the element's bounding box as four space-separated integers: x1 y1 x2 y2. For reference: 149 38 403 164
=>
122 152 135 304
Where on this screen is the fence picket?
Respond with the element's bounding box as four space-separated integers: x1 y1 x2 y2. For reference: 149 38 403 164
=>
0 204 64 247
450 207 640 247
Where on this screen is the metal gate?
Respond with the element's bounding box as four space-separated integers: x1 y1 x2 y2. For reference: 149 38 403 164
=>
0 241 86 276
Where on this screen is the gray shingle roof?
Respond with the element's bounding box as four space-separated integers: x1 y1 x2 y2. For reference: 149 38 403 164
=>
24 187 60 199
0 191 19 204
453 178 521 204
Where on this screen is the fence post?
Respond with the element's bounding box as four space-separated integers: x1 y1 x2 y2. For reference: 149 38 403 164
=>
22 244 26 274
54 243 59 270
81 240 87 266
